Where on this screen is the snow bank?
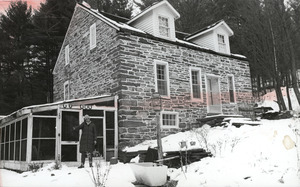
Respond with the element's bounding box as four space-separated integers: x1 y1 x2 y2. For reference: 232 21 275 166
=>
0 162 136 187
1 118 299 187
171 118 300 187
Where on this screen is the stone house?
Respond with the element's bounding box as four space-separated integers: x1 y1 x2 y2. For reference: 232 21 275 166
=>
0 1 252 169
52 0 251 161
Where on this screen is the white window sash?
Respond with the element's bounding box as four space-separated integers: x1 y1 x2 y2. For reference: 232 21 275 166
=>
160 111 178 128
154 60 170 97
90 23 96 50
65 45 69 65
189 67 202 101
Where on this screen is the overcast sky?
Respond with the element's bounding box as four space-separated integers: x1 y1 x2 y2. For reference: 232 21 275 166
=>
0 0 45 14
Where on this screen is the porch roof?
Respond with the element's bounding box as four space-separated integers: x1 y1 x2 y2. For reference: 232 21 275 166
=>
0 95 117 126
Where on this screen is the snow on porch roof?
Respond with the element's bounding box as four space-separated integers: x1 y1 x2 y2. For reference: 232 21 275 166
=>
0 95 117 126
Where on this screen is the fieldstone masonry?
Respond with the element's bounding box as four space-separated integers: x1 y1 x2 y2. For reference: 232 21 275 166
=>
53 6 252 149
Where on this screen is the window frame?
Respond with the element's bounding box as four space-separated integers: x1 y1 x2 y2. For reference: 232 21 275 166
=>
64 80 70 101
65 44 69 65
228 75 236 103
217 34 226 53
158 15 170 38
90 23 96 50
189 67 203 101
154 60 170 98
160 111 179 129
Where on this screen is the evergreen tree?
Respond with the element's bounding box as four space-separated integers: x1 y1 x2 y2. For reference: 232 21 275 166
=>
0 0 34 114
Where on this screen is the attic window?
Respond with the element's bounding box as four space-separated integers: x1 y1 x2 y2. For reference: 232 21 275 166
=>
158 16 170 37
90 23 96 50
65 45 69 65
64 81 70 101
217 34 226 53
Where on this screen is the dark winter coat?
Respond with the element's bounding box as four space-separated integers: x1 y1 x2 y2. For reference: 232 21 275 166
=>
74 121 97 153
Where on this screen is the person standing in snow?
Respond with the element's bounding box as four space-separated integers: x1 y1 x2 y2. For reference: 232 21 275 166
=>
73 114 97 168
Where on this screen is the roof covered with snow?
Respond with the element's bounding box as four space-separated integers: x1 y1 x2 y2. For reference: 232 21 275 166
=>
186 20 234 41
74 3 246 61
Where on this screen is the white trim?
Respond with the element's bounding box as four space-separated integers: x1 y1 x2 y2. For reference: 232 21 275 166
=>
65 45 69 65
227 74 236 103
153 60 170 98
63 81 70 101
160 111 179 129
127 0 180 24
90 23 96 50
189 67 203 101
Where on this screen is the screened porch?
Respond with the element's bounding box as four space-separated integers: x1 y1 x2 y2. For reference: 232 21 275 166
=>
0 95 118 171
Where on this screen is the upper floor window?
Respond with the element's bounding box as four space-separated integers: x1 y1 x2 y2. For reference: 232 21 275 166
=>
64 81 70 101
65 45 69 65
154 60 170 97
161 111 178 128
228 75 235 103
90 23 96 50
217 34 226 53
190 67 202 100
158 16 170 38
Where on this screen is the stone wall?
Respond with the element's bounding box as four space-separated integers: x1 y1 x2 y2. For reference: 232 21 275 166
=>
116 32 252 148
53 6 121 101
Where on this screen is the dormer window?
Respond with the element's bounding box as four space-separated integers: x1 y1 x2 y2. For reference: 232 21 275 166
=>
158 16 170 38
218 34 226 53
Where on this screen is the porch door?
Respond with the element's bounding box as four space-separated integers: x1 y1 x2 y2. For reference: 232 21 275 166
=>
207 76 222 113
60 111 80 162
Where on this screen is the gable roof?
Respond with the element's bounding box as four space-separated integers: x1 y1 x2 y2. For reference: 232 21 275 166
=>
127 0 180 24
186 20 234 41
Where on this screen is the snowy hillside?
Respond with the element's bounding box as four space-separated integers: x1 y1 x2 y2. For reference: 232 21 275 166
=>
1 118 299 187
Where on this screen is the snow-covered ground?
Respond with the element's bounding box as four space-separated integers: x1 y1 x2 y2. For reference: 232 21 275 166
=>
1 118 300 187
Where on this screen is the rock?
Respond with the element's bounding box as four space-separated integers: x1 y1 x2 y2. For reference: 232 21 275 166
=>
282 135 295 150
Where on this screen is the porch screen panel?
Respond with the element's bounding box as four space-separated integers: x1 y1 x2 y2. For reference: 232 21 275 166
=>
1 143 4 160
5 125 9 142
1 127 4 142
5 142 9 160
33 118 56 138
106 111 115 149
15 140 20 161
21 140 26 161
16 121 21 140
0 128 3 160
10 142 14 160
93 118 103 156
32 118 55 161
61 145 77 161
22 119 27 139
62 111 79 141
32 139 55 160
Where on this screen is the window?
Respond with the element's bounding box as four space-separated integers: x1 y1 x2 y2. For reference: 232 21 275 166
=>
161 111 178 128
228 75 235 103
154 60 170 97
158 16 170 37
217 34 226 53
64 81 70 100
190 67 202 100
65 45 69 65
90 23 96 50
